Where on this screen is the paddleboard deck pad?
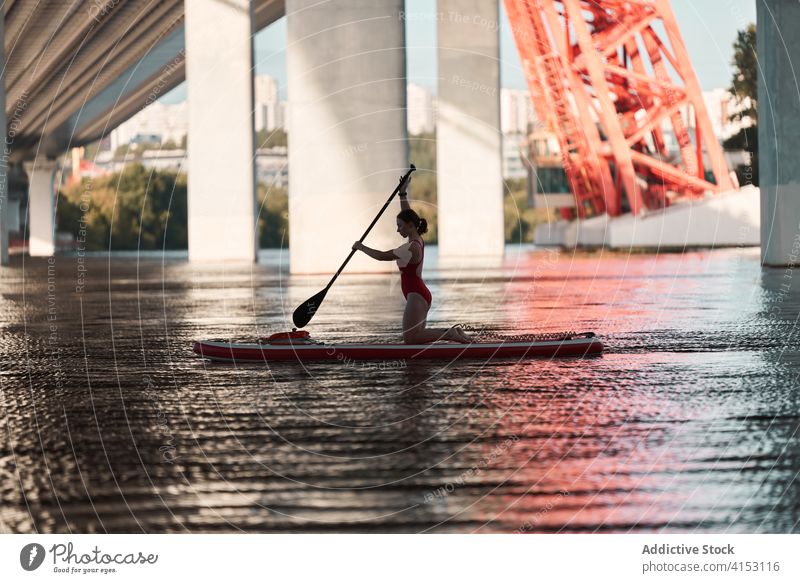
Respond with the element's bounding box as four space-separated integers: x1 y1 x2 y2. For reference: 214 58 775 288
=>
192 330 603 362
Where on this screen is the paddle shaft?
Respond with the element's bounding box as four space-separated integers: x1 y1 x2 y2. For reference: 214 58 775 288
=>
322 166 416 292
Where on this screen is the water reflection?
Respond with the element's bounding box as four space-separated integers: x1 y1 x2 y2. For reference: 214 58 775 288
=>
0 246 797 533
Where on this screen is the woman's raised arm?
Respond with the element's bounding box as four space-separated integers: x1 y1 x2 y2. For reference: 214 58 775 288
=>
399 175 412 211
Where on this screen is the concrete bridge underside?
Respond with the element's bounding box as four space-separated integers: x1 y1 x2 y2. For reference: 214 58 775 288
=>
2 0 284 155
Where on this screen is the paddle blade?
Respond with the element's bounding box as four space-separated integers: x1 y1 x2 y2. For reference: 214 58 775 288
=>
292 288 328 328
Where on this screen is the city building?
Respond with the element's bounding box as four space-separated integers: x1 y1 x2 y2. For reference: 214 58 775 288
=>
500 88 537 135
86 148 288 188
108 75 287 153
672 88 753 143
254 74 285 132
702 88 753 141
502 133 529 180
255 147 289 188
407 83 435 135
109 101 188 151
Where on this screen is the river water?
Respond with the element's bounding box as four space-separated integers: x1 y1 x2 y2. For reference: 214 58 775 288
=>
0 245 798 533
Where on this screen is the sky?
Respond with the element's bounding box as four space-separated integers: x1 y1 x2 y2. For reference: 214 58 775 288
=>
162 0 756 104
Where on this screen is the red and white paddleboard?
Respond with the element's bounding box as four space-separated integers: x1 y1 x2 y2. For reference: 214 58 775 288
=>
192 330 604 363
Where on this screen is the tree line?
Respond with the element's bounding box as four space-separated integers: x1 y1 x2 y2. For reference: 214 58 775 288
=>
57 164 289 250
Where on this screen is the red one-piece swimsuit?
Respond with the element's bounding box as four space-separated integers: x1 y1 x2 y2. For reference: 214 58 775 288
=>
399 239 432 306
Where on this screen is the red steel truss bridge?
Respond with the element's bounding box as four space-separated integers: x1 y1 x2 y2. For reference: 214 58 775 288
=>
505 0 736 218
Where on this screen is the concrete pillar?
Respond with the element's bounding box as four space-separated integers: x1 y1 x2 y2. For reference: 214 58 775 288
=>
287 0 408 274
185 0 257 263
759 1 800 267
0 15 7 266
437 0 504 258
23 160 58 257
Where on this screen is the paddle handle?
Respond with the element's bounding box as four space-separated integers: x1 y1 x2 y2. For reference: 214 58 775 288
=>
324 165 416 290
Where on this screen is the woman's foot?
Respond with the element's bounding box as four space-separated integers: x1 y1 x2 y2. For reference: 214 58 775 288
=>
448 325 472 343
456 326 473 343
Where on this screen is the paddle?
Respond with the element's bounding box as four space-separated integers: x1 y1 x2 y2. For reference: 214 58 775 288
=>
292 164 417 328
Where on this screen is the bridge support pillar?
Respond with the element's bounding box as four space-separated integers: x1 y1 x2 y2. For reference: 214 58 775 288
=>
436 0 504 259
24 160 58 257
0 16 7 265
185 0 257 263
759 1 800 267
286 0 408 274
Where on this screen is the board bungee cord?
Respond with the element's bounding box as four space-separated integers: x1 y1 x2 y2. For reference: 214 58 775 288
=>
454 325 596 344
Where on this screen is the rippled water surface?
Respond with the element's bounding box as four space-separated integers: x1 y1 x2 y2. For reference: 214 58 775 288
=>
1 246 798 533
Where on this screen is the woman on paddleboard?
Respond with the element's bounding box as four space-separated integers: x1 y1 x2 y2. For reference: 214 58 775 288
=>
352 177 472 344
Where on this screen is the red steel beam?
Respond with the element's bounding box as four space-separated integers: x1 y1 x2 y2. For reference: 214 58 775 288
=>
505 0 735 217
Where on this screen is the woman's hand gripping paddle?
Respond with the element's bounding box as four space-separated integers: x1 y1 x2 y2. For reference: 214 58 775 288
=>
292 165 416 328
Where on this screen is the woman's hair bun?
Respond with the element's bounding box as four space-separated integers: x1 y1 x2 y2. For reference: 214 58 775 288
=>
417 218 428 235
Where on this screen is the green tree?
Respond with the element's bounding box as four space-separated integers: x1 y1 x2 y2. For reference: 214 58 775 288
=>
722 24 758 186
407 132 439 242
114 144 133 159
257 184 289 248
409 132 436 171
504 180 555 243
729 25 757 123
256 128 288 149
57 164 188 250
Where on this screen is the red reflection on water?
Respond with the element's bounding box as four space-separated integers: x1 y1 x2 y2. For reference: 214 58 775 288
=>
456 378 699 532
498 249 744 336
434 249 759 532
